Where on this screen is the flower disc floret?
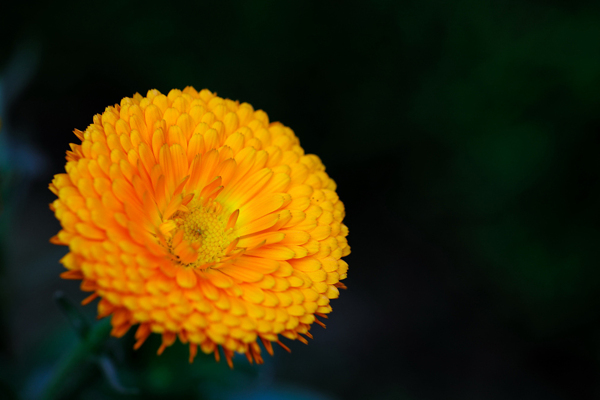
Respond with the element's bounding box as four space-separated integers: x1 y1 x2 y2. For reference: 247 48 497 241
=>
49 87 350 365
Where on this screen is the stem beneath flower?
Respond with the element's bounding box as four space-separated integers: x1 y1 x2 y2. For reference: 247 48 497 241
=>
40 318 111 400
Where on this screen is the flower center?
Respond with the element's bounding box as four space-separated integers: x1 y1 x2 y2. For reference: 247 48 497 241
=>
169 199 235 269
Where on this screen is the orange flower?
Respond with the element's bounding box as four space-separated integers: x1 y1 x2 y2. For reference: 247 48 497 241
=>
49 87 349 366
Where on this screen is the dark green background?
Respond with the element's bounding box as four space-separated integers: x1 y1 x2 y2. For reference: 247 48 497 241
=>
1 0 599 399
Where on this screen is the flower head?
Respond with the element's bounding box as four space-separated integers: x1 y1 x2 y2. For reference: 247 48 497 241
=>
49 87 349 365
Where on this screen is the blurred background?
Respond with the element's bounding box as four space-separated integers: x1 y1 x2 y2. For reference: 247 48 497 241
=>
1 0 600 399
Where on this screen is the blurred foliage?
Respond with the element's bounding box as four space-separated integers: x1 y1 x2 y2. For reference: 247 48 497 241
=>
1 0 600 399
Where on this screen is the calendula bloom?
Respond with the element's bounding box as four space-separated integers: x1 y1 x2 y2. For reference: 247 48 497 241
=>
49 87 349 365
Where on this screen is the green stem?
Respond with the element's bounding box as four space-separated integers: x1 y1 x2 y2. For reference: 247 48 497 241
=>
41 318 111 400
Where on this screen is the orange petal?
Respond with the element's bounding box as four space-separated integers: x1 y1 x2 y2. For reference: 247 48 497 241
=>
176 268 198 288
236 212 280 237
219 265 264 283
238 193 288 226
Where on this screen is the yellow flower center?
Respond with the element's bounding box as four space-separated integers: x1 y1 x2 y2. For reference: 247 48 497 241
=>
170 199 235 269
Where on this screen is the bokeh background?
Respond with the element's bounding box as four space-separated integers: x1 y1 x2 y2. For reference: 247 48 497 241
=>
1 0 600 399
